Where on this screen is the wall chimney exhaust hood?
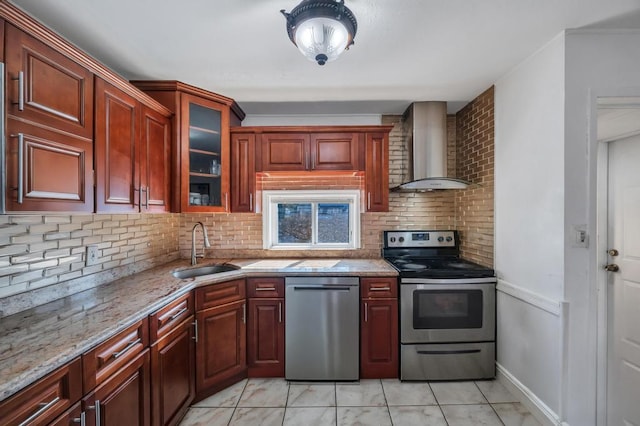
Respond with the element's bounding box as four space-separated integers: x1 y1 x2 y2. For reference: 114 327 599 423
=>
394 101 471 191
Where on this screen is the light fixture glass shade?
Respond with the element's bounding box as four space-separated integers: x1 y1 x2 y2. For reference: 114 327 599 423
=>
281 0 357 66
294 17 349 64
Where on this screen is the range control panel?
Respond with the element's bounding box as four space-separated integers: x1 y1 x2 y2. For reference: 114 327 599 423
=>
384 230 456 248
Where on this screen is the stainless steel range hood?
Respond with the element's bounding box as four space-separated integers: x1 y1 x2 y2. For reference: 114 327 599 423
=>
394 101 470 191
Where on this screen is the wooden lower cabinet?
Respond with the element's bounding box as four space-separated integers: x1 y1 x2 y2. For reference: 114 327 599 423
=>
83 349 151 426
195 299 247 398
360 278 399 378
247 298 285 377
150 316 195 426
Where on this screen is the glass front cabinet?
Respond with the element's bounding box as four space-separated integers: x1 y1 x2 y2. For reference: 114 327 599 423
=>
131 81 245 212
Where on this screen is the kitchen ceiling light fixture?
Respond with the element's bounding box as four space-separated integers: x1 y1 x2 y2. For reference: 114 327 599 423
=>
281 0 357 66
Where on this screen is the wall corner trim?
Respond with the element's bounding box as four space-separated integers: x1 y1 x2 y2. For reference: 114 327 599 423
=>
496 279 564 316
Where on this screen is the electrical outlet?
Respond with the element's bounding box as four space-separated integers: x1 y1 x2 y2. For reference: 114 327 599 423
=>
86 245 99 266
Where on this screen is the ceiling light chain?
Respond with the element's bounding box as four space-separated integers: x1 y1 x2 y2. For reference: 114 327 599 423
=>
281 0 357 66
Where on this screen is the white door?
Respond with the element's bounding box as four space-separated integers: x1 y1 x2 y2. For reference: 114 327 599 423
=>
607 133 640 426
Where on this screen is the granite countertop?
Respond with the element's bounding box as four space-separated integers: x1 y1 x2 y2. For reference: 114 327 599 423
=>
0 258 397 402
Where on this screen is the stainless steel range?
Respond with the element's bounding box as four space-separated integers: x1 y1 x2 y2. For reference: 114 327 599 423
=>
383 230 496 381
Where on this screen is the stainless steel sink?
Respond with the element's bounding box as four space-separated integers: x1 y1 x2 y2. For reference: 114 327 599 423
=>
172 264 239 279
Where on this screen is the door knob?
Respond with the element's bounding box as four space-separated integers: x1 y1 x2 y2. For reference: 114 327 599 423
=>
608 249 619 256
604 264 620 272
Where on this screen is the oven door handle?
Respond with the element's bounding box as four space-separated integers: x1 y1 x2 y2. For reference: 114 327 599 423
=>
416 349 481 355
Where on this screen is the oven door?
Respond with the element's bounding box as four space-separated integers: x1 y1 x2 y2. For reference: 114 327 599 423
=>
400 278 496 343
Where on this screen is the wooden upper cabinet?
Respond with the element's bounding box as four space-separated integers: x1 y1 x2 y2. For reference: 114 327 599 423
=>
140 105 171 213
5 23 94 139
259 133 309 171
231 132 256 212
310 132 361 171
95 78 171 213
256 130 361 172
131 80 245 213
4 118 93 212
95 78 138 212
365 132 390 212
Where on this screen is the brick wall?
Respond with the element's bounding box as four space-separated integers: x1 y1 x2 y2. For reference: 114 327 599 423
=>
454 86 495 267
0 213 180 316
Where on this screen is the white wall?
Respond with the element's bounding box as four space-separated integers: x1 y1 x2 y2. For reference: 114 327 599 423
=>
494 33 566 420
563 29 640 426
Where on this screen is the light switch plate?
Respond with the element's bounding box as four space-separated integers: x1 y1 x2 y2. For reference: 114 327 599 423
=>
85 245 99 266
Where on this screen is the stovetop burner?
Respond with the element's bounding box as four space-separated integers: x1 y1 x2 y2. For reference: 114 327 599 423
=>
382 230 495 279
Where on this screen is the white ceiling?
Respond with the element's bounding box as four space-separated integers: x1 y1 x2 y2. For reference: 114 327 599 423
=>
10 0 640 115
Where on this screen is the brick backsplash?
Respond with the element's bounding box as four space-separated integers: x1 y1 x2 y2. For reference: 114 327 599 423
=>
0 213 180 316
1 100 495 314
455 86 495 267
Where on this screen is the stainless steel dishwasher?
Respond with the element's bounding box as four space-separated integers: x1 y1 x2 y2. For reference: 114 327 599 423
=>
285 276 359 380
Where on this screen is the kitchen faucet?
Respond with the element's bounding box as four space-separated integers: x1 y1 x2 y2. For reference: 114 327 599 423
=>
191 222 211 265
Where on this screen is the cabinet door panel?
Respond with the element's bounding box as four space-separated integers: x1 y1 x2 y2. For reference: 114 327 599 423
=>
196 299 246 393
5 24 93 139
248 299 284 377
5 120 93 212
151 316 195 426
260 133 309 171
86 349 151 426
95 78 138 212
361 299 398 378
365 132 389 212
230 133 255 212
311 133 360 170
141 106 171 212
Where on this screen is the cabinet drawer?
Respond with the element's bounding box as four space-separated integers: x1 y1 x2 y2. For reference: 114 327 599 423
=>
83 318 149 391
196 279 246 310
0 357 82 426
150 293 194 342
361 277 397 298
247 277 284 298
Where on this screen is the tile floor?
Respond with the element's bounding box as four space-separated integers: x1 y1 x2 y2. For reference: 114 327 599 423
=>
178 378 542 426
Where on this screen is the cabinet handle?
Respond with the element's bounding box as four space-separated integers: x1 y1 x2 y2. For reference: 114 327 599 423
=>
72 411 86 426
141 186 149 209
242 303 246 324
15 133 24 204
225 193 229 212
249 193 253 211
364 302 368 323
170 306 188 320
278 302 282 323
369 287 391 292
87 401 101 426
367 192 371 210
12 71 24 111
193 320 198 343
18 396 60 426
112 338 141 359
255 287 276 292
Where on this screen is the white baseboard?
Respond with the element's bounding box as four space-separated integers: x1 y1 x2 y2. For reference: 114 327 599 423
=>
496 363 563 426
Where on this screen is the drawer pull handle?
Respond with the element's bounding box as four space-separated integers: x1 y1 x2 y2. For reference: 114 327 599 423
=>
18 396 60 426
255 287 276 292
193 320 198 343
112 338 141 359
242 303 246 324
170 307 188 320
369 287 391 291
278 302 282 323
364 302 368 322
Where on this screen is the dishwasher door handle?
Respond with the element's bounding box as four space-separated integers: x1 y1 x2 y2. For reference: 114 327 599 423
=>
291 285 354 291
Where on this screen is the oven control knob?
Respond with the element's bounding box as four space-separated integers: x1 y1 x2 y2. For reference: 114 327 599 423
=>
446 236 453 242
390 237 396 243
399 237 405 243
437 236 444 242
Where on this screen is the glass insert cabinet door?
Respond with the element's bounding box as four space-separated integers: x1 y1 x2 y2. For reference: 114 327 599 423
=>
182 94 230 211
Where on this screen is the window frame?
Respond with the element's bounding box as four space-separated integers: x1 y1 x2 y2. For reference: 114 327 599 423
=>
262 190 361 250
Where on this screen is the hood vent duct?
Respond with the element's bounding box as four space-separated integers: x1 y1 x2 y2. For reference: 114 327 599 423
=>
394 101 471 191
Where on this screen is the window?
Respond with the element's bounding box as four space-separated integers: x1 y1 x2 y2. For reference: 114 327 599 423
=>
263 190 360 250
